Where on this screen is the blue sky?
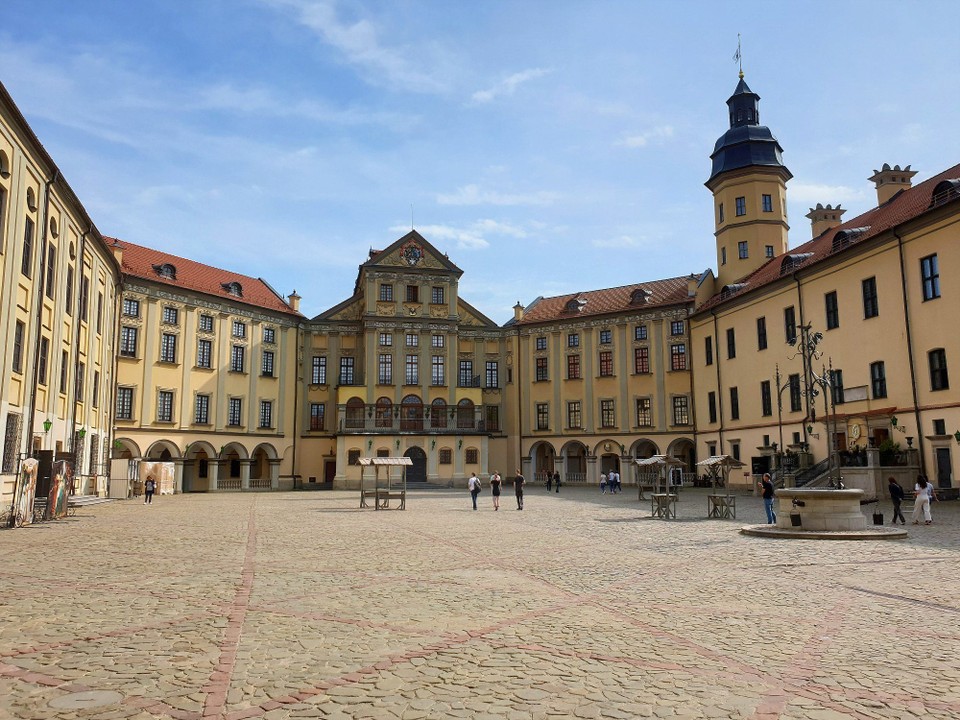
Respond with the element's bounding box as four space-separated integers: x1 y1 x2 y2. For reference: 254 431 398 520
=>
3 1 959 322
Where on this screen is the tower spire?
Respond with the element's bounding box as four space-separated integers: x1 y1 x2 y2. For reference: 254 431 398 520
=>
733 34 743 79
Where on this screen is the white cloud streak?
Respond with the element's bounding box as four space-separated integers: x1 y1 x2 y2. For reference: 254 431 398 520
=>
436 184 559 207
618 125 674 148
470 68 551 104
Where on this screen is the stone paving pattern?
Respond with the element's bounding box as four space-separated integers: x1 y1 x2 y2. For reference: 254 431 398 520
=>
0 486 957 720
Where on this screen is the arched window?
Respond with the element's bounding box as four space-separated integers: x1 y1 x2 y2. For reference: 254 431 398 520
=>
345 396 365 429
401 394 423 431
431 398 447 429
152 263 177 279
457 399 475 430
375 397 393 428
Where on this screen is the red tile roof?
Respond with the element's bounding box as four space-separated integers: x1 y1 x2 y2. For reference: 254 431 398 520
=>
517 276 693 325
696 162 960 313
110 238 303 317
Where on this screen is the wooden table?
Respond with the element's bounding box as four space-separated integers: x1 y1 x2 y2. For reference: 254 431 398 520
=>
651 493 677 519
707 494 736 519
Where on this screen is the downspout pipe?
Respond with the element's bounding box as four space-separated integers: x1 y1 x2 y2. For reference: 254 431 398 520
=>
895 229 926 476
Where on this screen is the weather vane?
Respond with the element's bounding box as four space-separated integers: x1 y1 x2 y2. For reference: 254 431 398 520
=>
733 34 743 79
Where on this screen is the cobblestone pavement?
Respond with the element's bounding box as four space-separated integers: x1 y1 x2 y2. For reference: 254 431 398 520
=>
1 486 957 720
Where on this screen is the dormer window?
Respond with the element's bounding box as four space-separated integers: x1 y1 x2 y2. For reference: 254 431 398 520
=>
221 281 243 297
930 179 960 209
831 227 870 253
564 296 587 313
630 288 652 305
153 263 177 280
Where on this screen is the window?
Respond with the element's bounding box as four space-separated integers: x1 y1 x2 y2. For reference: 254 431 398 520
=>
261 350 275 377
831 369 844 405
599 329 612 344
761 380 772 416
431 334 444 348
535 336 547 351
732 443 741 462
670 343 686 371
485 361 499 388
536 403 549 430
459 360 474 386
934 419 946 436
439 448 452 464
871 361 887 398
789 373 802 412
199 314 214 333
194 394 210 424
670 320 685 336
59 351 69 394
921 254 940 301
96 292 103 334
735 196 746 216
405 355 419 384
862 277 879 318
21 217 34 277
535 357 548 381
228 398 243 426
120 326 138 357
312 356 326 385
160 333 177 363
825 291 839 330
13 321 24 373
465 448 478 464
45 244 56 299
718 203 724 223
157 390 174 422
75 362 85 402
756 317 767 350
568 333 580 348
379 332 392 346
708 392 717 423
600 399 615 428
431 355 445 385
784 306 797 344
406 285 419 303
310 403 325 431
636 398 652 427
65 267 74 315
378 354 393 384
263 327 276 344
339 357 355 385
485 405 500 432
79 276 89 321
379 283 393 302
721 247 727 265
701 335 712 366
406 333 418 347
765 245 774 258
116 387 134 420
348 449 361 466
231 345 245 372
197 339 212 368
259 400 273 429
729 387 740 420
738 241 748 259
38 337 49 385
672 396 690 425
930 349 949 391
634 347 650 374
567 354 581 379
762 194 773 212
567 401 582 429
232 320 246 338
726 328 736 359
431 286 445 304
635 325 647 341
162 306 179 325
599 351 613 377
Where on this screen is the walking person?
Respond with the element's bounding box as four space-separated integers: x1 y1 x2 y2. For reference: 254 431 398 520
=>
468 472 481 511
144 476 156 505
888 476 906 525
759 473 776 524
490 471 502 511
546 471 552 492
514 469 525 510
600 471 608 494
912 475 936 525
611 469 620 494
553 470 560 492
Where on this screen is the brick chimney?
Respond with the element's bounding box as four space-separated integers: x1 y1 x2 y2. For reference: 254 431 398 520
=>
868 164 917 206
805 203 847 239
513 302 524 322
287 290 301 312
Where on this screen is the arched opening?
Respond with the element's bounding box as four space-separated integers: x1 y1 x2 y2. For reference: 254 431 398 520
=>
404 446 427 483
345 396 365 429
560 441 587 483
375 397 392 428
431 398 447 429
401 395 423 431
456 399 474 430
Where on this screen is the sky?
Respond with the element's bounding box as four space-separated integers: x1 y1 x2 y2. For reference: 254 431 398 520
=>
2 0 960 323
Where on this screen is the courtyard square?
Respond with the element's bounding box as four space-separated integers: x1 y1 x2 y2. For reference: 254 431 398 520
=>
0 487 957 720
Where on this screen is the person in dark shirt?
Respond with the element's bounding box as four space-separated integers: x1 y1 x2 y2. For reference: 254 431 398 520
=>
759 473 776 524
888 476 906 525
514 469 525 510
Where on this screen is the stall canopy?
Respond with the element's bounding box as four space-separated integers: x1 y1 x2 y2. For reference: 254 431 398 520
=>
695 455 745 494
635 455 685 494
359 456 412 510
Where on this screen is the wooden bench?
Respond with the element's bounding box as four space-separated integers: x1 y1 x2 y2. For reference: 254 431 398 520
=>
707 494 736 519
651 493 677 519
374 488 406 510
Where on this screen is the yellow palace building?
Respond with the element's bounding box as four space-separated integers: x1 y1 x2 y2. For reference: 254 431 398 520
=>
2 74 960 501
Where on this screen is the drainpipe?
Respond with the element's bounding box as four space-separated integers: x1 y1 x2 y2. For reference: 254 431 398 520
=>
895 229 926 475
794 272 809 446
711 310 724 452
25 171 60 453
515 324 523 474
106 254 123 494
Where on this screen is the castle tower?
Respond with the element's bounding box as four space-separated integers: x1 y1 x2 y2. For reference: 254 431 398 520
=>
706 77 792 287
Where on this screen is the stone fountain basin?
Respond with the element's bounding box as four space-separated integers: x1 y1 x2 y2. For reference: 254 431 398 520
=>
776 488 867 531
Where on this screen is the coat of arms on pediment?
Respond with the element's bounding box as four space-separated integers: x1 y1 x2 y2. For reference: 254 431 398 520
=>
399 240 424 266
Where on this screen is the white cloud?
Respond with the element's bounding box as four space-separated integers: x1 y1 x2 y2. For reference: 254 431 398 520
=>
436 184 559 207
470 68 551 104
392 223 489 250
591 234 646 249
618 125 674 148
788 183 867 204
261 0 451 93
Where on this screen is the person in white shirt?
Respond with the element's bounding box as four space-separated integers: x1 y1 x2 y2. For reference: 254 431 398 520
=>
468 473 481 511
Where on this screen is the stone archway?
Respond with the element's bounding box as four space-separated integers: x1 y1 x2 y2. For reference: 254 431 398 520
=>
404 446 427 483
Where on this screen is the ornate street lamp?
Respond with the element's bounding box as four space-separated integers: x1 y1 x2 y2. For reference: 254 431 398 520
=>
42 418 52 434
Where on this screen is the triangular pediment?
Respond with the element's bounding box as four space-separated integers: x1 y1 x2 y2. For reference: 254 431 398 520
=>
363 231 463 275
314 293 363 321
457 298 498 328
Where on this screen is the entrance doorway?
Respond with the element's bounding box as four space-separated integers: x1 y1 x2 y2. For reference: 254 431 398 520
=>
404 447 427 482
936 447 952 488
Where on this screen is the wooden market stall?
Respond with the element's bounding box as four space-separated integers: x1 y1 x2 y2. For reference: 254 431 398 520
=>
635 455 685 519
696 455 745 519
359 457 412 510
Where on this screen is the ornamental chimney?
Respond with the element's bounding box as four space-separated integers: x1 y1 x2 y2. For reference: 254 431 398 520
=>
805 203 847 239
287 290 301 312
513 302 524 322
868 163 917 206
